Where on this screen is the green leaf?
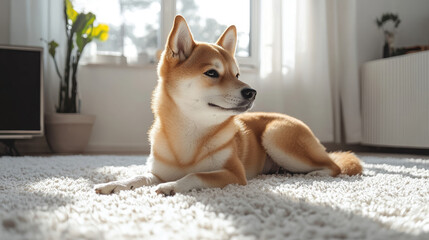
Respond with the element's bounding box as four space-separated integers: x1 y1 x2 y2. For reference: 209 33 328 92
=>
71 12 96 52
76 31 92 53
375 13 401 29
71 12 95 36
48 40 59 58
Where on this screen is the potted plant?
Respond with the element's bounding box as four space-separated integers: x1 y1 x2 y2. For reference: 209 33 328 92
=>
376 13 401 58
45 0 109 153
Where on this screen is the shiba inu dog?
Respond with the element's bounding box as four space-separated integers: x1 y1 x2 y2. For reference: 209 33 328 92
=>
95 15 362 196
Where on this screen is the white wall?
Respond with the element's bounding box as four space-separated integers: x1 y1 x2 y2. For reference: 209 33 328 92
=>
356 0 429 66
78 65 158 153
0 0 10 44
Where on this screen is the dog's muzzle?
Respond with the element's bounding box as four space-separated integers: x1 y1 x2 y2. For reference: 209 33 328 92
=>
208 88 256 113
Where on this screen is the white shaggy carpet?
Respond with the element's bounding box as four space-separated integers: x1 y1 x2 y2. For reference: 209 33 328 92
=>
0 155 428 240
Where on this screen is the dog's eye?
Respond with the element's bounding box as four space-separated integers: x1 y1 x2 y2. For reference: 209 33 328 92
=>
204 69 219 78
236 73 240 79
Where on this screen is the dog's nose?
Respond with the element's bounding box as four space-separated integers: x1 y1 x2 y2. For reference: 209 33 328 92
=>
241 88 257 100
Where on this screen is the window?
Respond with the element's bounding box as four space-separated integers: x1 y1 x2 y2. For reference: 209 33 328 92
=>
176 0 250 58
74 0 258 66
74 0 161 63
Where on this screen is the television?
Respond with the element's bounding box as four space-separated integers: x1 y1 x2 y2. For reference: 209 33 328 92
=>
0 45 44 141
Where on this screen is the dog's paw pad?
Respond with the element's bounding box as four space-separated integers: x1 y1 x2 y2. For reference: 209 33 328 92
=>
155 183 177 197
155 189 176 196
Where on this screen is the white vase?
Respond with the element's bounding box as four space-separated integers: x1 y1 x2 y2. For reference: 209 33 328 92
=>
45 113 95 154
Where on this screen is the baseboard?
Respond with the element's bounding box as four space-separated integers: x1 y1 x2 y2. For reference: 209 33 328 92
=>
323 142 429 156
5 137 150 155
14 136 51 155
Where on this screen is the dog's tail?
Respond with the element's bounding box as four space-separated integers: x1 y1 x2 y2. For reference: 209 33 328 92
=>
329 152 363 176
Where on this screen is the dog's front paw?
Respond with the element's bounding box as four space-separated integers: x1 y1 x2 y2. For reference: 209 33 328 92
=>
155 182 178 196
94 182 129 195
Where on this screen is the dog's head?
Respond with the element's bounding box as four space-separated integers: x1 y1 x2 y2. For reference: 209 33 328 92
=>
157 15 256 122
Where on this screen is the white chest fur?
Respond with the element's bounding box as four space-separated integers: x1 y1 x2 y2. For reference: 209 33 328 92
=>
149 146 232 182
149 112 237 181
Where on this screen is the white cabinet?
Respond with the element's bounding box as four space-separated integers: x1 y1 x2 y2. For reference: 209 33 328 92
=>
361 51 429 148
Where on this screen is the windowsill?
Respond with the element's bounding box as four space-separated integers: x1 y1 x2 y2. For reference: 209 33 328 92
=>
80 62 158 69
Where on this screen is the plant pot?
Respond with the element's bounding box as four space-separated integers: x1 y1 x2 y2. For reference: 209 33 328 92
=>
45 113 96 154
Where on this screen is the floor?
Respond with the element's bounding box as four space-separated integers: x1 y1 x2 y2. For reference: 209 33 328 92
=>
1 154 428 239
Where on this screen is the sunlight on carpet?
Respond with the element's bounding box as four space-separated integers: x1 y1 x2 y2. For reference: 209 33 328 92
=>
0 155 428 240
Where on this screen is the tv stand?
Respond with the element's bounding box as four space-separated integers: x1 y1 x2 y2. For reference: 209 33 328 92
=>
1 139 20 156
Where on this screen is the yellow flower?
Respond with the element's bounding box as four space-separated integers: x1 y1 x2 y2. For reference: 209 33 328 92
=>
66 0 78 23
92 24 109 41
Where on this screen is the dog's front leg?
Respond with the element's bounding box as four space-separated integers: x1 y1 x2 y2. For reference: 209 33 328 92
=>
95 173 161 194
155 168 247 196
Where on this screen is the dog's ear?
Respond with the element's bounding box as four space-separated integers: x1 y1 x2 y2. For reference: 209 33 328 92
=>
216 25 237 56
165 15 196 62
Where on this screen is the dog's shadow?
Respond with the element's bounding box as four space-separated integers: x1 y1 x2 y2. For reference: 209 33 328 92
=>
181 174 425 239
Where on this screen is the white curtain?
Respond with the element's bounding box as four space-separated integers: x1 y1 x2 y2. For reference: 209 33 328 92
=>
10 0 66 114
255 0 361 143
